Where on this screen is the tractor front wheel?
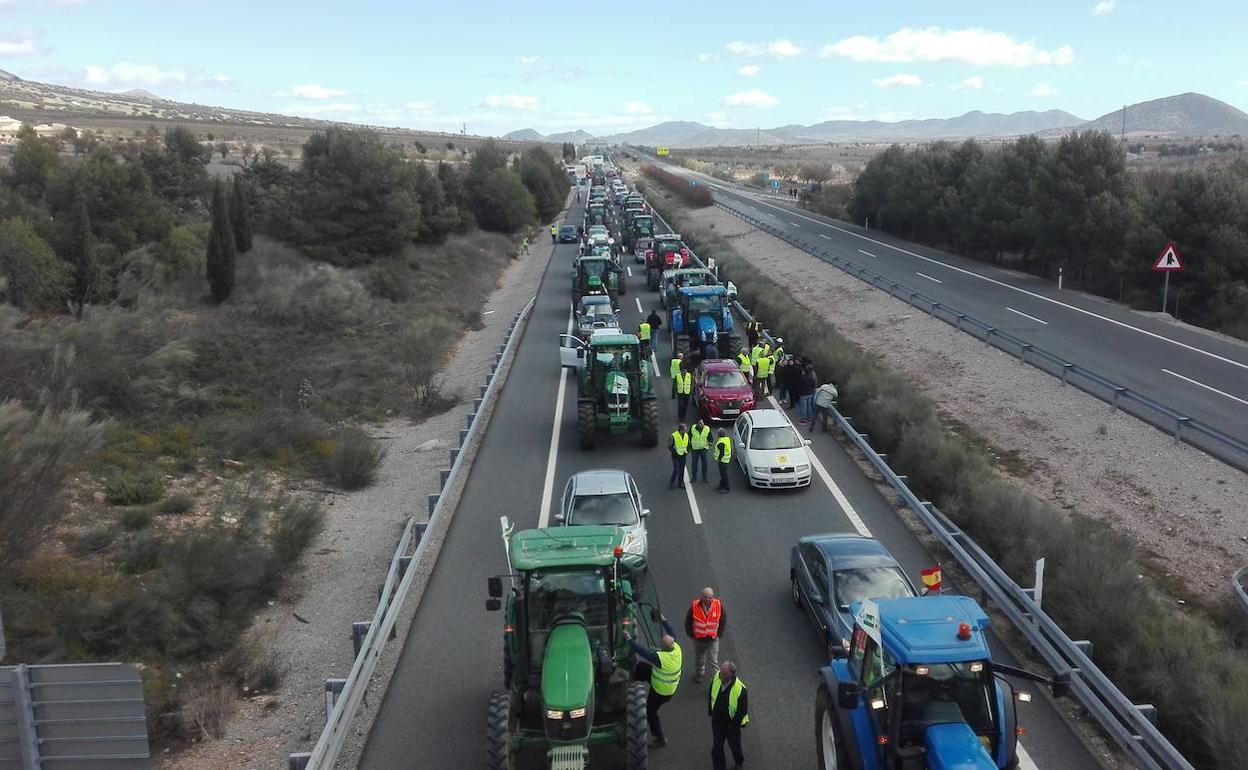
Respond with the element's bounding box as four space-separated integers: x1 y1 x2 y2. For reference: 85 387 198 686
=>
577 402 597 450
815 685 849 770
486 690 517 770
640 399 659 447
624 681 649 770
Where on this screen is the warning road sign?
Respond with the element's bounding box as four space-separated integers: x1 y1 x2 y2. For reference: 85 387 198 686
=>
1153 242 1185 272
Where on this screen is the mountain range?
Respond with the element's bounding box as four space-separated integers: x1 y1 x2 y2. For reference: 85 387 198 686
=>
506 93 1248 147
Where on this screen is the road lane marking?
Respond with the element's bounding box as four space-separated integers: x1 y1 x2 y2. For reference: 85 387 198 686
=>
790 222 801 228
725 192 1248 374
1017 741 1038 770
635 297 643 313
915 272 943 284
539 311 574 528
858 249 876 258
682 468 703 524
820 234 832 240
1161 369 1248 406
627 266 632 276
766 396 870 537
1007 307 1049 326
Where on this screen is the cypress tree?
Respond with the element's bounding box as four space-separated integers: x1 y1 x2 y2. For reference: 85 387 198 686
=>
206 179 236 303
229 177 253 253
67 197 97 319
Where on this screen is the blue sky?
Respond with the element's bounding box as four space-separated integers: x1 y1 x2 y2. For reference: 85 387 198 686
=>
1 0 1244 136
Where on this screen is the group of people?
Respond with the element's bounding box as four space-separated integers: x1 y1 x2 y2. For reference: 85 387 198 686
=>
624 588 748 770
667 416 733 494
740 319 838 433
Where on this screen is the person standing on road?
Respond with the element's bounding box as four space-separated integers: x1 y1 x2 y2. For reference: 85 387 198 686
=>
753 353 772 399
669 352 685 398
624 615 681 749
520 236 530 255
708 661 749 770
668 423 690 490
714 428 732 494
638 320 652 359
746 320 761 351
550 224 558 243
689 419 711 483
646 308 663 334
811 381 838 434
685 587 726 682
675 367 693 421
799 363 818 425
736 349 753 383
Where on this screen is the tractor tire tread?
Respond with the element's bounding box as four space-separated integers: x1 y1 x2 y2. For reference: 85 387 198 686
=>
641 399 659 447
577 401 597 450
624 681 649 770
486 690 515 770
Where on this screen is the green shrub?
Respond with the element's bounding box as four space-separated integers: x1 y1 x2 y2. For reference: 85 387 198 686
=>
157 494 195 515
104 469 165 506
69 524 117 555
642 163 713 207
327 428 384 490
120 507 154 531
270 497 326 568
115 530 163 574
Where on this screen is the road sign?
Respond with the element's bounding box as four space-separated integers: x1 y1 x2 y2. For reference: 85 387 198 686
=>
771 179 781 191
1153 242 1185 272
655 147 669 157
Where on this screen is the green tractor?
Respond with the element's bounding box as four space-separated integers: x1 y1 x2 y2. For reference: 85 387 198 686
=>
560 331 659 449
573 256 623 308
486 521 663 770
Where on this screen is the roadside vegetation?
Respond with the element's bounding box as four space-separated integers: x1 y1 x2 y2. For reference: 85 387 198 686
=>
647 189 1248 768
640 162 713 207
0 122 568 747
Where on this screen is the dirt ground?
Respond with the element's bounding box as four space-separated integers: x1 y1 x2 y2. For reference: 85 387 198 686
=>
686 205 1248 605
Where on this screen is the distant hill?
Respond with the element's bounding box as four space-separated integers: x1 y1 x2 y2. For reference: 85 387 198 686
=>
546 129 596 144
119 88 164 101
1072 93 1248 137
502 128 545 141
0 69 19 82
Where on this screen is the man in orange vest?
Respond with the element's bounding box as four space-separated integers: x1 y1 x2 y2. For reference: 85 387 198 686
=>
684 586 727 683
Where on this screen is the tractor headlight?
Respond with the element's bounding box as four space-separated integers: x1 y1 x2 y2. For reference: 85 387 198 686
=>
546 709 565 720
569 707 587 719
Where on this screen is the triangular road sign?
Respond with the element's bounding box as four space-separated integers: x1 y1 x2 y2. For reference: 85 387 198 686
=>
1153 242 1185 272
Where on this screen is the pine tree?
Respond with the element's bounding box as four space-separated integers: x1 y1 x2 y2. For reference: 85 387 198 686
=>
67 197 98 320
229 178 254 253
206 179 237 303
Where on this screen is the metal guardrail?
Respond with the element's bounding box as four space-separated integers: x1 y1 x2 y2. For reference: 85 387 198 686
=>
713 201 1248 474
642 196 1195 769
1235 566 1248 617
289 296 537 770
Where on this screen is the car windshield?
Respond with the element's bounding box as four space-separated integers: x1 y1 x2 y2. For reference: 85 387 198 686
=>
834 567 914 610
706 371 747 389
750 426 802 450
582 303 613 318
569 492 638 526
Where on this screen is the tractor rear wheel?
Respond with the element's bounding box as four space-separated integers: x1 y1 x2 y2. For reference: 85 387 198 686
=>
674 336 690 356
577 402 597 450
640 399 659 447
486 690 517 770
619 274 628 295
647 268 659 290
624 681 649 770
815 685 849 770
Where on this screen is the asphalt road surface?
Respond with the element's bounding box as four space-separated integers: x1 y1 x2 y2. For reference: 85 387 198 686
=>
361 197 1101 770
662 161 1248 460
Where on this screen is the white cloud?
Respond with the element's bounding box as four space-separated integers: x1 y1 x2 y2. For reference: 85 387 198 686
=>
622 101 653 115
725 39 802 58
0 31 44 57
1092 1 1116 15
84 62 187 87
738 64 761 77
951 75 985 91
821 27 1074 67
405 100 434 111
723 89 779 108
519 55 540 65
292 83 347 100
696 52 718 63
1030 83 1057 97
872 73 923 88
481 94 540 110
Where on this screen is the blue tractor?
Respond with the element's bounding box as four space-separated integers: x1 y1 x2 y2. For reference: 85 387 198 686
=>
815 596 1067 770
669 285 738 360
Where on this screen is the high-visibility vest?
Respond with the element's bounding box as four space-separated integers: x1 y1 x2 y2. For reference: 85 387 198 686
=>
709 673 749 726
755 356 772 379
651 644 682 696
671 431 689 456
750 345 764 363
638 322 651 341
551 225 558 235
670 358 683 379
715 436 732 463
736 353 751 374
676 371 692 395
690 424 711 450
690 598 722 638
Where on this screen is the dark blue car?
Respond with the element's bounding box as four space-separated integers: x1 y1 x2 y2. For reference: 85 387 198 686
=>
789 533 918 656
558 225 580 243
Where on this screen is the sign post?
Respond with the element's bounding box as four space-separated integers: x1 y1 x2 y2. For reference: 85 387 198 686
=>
1152 242 1185 313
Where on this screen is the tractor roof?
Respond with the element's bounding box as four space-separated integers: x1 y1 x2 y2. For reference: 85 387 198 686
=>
588 332 640 347
679 285 728 297
510 526 627 570
865 596 992 665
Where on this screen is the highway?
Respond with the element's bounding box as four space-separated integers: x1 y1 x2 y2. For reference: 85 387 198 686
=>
661 161 1248 458
360 196 1100 769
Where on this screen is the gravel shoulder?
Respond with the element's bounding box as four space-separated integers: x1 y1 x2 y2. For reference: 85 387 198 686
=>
688 205 1248 604
161 226 552 769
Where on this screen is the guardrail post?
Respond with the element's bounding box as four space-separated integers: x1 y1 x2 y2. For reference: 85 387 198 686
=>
955 313 965 330
324 678 346 723
1112 387 1127 410
1175 416 1192 443
427 494 439 516
460 429 469 445
449 448 460 464
1072 639 1094 663
288 753 311 770
351 622 371 658
466 413 475 429
985 328 995 345
1135 704 1158 727
440 469 451 488
1020 344 1032 363
1061 363 1074 385
11 664 40 770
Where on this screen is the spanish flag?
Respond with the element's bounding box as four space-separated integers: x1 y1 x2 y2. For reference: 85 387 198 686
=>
921 566 943 593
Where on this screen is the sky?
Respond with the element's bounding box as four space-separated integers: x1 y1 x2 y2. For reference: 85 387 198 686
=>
1 0 1245 137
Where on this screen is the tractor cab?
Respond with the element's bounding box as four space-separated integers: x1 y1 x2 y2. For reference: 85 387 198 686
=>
660 268 715 308
573 256 622 305
670 285 736 359
816 596 1068 770
558 332 659 448
587 203 608 227
486 523 663 770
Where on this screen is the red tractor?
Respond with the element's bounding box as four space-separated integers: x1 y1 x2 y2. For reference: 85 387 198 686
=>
645 233 691 290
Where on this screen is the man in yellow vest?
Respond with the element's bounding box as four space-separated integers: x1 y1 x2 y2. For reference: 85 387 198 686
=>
550 224 558 243
736 349 753 382
625 615 681 748
708 661 749 770
638 320 652 358
753 353 772 400
675 367 693 421
688 418 711 482
714 428 732 494
668 423 690 490
669 352 685 398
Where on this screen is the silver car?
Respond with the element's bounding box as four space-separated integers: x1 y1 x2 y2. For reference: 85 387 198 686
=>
556 469 649 555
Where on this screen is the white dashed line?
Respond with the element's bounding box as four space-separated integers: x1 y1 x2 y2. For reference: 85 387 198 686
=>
915 272 943 284
627 266 632 276
635 297 643 313
1162 369 1248 406
819 234 832 240
790 222 801 228
858 249 876 258
1006 307 1049 326
539 311 574 528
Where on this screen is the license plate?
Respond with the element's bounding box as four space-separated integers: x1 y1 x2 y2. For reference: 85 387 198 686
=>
721 409 739 415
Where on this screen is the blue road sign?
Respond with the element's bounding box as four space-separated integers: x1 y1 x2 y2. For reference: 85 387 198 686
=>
771 179 781 191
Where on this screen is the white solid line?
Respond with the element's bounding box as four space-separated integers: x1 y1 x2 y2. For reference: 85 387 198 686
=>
1017 741 1038 770
627 266 633 276
538 311 574 528
651 350 661 379
1007 307 1049 326
915 272 943 284
858 249 876 258
731 192 1248 374
683 469 703 524
635 297 643 313
1161 369 1248 407
820 234 833 240
766 397 871 537
790 222 801 228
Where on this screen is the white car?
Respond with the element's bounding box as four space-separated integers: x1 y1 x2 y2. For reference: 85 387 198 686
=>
732 409 813 489
556 469 649 555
